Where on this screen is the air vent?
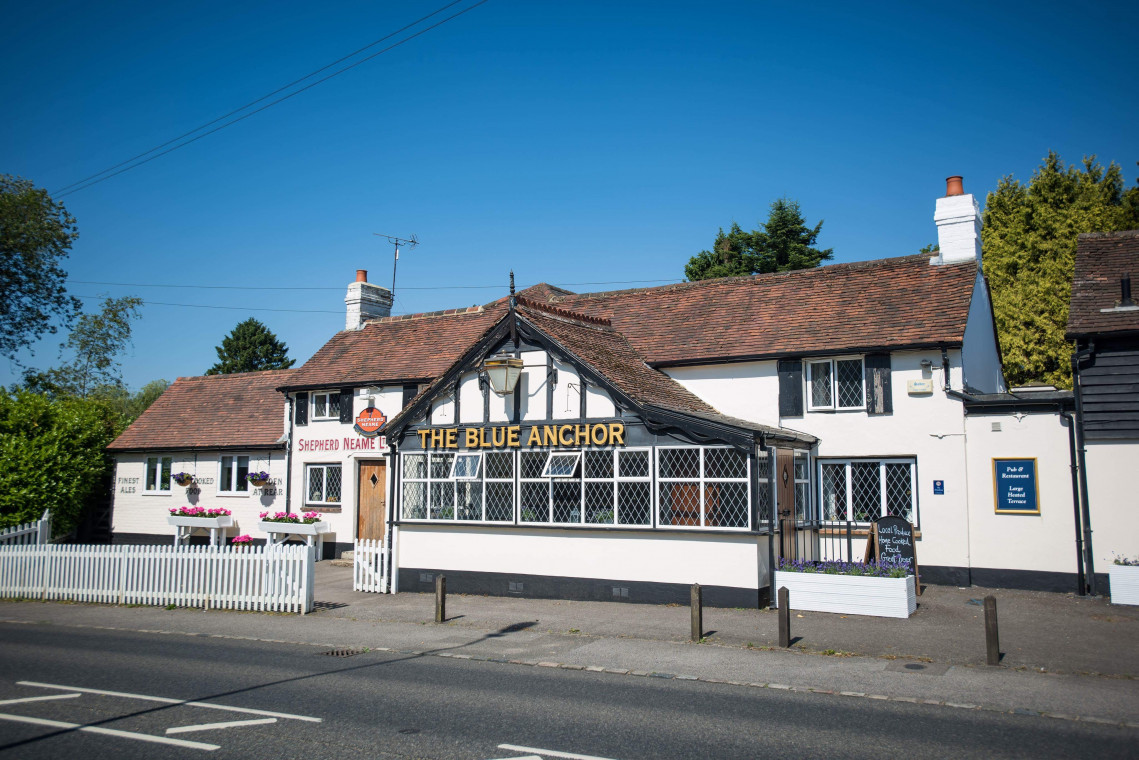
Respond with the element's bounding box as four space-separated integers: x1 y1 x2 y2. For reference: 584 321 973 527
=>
420 572 434 583
612 587 629 598
319 648 367 657
991 422 1002 432
509 581 524 593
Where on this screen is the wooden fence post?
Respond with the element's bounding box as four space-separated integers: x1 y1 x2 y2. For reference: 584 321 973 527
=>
690 583 702 641
984 595 1000 665
435 574 446 623
778 586 791 648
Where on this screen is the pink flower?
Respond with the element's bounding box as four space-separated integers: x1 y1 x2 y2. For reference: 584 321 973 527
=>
259 511 269 519
232 535 252 544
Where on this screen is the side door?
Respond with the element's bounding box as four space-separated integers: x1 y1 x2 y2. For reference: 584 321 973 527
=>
356 460 387 541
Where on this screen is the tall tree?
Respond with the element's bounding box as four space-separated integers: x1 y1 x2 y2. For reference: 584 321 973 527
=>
982 153 1139 388
686 198 833 281
0 175 81 361
21 296 143 398
206 318 295 375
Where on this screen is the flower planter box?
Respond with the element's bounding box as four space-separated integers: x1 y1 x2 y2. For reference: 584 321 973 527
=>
167 515 233 529
167 514 233 548
258 521 329 537
1109 565 1139 606
774 571 916 619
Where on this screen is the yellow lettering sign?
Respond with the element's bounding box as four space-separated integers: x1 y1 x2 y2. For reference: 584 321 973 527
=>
508 426 521 447
527 426 543 446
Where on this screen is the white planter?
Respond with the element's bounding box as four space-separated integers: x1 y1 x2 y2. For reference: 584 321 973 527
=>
774 571 916 619
1109 564 1139 606
258 521 329 536
166 515 233 529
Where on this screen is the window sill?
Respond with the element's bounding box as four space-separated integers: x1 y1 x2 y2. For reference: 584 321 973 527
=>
304 506 341 513
215 492 253 498
142 492 173 496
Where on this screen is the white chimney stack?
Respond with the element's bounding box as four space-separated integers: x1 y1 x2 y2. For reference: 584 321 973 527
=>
345 269 392 330
933 175 982 266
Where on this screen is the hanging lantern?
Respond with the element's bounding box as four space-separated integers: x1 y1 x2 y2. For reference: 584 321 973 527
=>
483 353 524 395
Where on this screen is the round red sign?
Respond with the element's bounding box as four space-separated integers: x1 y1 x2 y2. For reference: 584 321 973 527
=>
354 407 387 437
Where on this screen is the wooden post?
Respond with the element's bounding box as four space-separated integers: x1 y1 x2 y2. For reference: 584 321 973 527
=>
984 595 1000 665
435 574 446 623
690 583 702 641
778 586 790 648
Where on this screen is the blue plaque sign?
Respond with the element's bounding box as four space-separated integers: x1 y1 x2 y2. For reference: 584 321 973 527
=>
993 458 1039 514
933 480 944 495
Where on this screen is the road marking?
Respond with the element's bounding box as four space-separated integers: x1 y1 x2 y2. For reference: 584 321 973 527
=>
0 712 219 751
166 717 278 735
497 744 622 760
488 755 543 760
0 694 81 706
17 682 321 722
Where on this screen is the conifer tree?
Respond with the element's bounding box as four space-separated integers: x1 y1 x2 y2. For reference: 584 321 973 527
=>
982 153 1139 388
685 198 832 281
206 318 295 375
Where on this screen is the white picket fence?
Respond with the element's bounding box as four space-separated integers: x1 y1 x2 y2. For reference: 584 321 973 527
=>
0 544 315 614
0 510 51 547
353 537 392 593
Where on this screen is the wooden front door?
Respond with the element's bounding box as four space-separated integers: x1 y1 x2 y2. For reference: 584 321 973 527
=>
776 449 796 560
357 460 387 541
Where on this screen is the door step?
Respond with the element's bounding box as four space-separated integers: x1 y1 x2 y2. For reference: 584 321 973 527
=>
330 549 354 567
339 550 355 561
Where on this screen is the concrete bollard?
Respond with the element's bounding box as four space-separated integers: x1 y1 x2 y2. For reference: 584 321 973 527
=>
691 583 702 641
984 595 1000 665
435 574 446 623
778 587 791 648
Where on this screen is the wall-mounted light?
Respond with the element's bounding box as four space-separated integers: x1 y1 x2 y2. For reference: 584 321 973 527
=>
919 359 933 370
483 353 524 395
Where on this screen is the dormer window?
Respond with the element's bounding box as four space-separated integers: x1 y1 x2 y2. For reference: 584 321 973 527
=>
807 358 864 411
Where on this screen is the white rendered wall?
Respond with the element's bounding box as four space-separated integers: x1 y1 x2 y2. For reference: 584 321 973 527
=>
668 350 973 570
963 412 1080 574
1084 440 1139 573
961 272 1007 394
398 525 770 590
288 386 401 546
458 372 484 424
112 449 288 541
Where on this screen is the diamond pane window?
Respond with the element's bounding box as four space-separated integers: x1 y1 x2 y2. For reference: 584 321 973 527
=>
485 452 514 479
542 452 582 478
809 361 833 408
585 481 615 524
520 451 547 479
819 458 916 526
430 482 455 519
520 482 549 522
618 449 650 478
658 448 699 479
659 482 701 526
885 463 913 520
705 448 747 479
705 482 749 528
430 453 455 479
552 481 582 523
455 482 482 520
617 481 651 525
306 464 341 505
837 359 865 408
402 482 427 519
403 454 427 479
584 450 613 479
821 463 847 520
450 452 482 480
485 482 513 521
757 453 773 523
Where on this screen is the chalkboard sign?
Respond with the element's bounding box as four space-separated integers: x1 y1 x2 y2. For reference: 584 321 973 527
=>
993 458 1039 514
864 516 920 593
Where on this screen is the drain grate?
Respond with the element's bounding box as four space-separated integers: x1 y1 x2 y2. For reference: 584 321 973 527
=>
319 648 367 658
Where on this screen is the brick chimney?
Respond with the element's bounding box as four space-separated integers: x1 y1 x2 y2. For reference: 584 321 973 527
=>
345 269 392 330
932 175 983 266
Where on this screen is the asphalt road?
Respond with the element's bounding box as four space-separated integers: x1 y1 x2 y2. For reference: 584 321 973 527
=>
0 623 1133 760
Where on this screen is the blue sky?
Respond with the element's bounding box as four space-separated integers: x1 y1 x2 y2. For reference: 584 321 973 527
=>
2 1 1136 391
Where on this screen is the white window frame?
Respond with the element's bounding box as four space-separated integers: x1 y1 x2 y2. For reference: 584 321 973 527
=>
817 458 917 526
401 451 514 523
541 451 582 478
656 446 751 531
807 357 865 411
793 451 812 523
218 455 250 494
144 456 172 494
449 452 483 480
312 391 339 421
305 463 342 506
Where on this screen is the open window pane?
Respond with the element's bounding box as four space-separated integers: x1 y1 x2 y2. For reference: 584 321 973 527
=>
542 452 582 478
450 452 482 480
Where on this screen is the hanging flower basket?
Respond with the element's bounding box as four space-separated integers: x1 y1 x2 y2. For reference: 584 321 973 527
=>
246 471 272 488
172 472 195 487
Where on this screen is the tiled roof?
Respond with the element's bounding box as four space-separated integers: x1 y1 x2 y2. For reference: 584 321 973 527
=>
107 370 295 451
1066 231 1139 338
523 255 979 365
517 302 715 416
281 305 506 389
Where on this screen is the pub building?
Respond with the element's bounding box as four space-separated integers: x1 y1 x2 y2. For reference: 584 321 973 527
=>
107 178 1139 603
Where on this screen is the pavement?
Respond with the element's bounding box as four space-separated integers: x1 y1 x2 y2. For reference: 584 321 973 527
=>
3 563 1138 728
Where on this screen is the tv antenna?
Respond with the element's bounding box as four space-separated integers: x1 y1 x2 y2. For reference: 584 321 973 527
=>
373 232 418 299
